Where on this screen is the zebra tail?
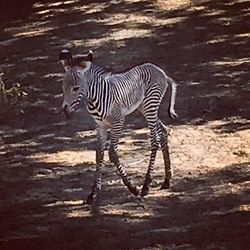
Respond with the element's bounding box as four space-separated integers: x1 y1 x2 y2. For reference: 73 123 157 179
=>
167 77 178 119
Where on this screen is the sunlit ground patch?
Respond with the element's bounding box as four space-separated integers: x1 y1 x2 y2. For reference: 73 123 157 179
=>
29 150 96 167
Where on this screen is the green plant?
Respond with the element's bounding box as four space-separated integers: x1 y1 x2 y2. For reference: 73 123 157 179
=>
0 72 28 116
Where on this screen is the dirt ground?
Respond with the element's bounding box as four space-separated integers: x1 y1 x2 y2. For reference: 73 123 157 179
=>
0 0 249 249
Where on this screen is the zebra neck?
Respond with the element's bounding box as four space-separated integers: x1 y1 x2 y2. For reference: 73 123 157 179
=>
86 78 113 120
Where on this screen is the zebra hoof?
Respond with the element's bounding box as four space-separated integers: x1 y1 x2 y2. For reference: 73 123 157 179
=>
128 185 139 196
86 193 96 205
86 196 94 205
160 180 170 190
140 185 149 197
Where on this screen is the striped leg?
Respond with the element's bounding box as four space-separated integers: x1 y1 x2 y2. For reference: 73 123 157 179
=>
157 120 172 189
108 120 139 196
86 125 107 204
140 87 165 197
141 121 160 196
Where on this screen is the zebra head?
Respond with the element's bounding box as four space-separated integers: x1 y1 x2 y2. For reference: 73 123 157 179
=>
59 49 93 119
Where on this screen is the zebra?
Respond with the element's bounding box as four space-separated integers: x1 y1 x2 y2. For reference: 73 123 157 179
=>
59 49 178 204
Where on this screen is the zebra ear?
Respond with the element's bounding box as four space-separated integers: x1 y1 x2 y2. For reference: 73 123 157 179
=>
59 49 73 71
88 50 94 62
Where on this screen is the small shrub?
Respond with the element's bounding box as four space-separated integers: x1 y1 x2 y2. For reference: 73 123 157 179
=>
0 73 28 117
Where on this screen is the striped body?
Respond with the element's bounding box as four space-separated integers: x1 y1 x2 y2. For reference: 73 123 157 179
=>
59 50 177 204
69 63 176 123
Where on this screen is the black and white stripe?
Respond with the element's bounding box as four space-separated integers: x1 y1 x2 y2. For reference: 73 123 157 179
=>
60 51 177 204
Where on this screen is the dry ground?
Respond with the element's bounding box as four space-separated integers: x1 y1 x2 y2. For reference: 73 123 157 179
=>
0 0 250 249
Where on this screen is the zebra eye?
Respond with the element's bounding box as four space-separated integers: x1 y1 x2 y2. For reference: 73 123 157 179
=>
72 86 80 92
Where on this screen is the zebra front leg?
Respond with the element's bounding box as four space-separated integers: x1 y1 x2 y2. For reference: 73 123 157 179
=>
86 125 107 205
158 121 172 189
108 121 139 196
141 124 160 197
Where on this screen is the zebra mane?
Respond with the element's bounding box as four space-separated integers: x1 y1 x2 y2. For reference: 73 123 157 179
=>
90 63 113 76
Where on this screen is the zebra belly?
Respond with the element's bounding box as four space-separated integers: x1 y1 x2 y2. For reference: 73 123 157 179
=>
121 98 143 116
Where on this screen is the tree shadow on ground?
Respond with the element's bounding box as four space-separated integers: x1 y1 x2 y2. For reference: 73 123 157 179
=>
0 160 249 250
0 1 249 249
212 119 250 133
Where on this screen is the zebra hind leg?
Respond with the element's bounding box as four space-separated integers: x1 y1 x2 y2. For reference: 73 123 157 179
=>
86 126 107 205
139 89 164 197
158 121 172 190
141 123 160 197
108 121 139 196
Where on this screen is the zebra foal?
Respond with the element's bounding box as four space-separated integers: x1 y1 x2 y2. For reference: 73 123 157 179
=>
59 49 177 204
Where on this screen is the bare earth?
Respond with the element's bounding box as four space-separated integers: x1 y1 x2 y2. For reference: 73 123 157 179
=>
0 0 249 249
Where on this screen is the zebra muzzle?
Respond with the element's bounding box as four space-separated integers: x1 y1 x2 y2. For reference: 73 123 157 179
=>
63 105 72 119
